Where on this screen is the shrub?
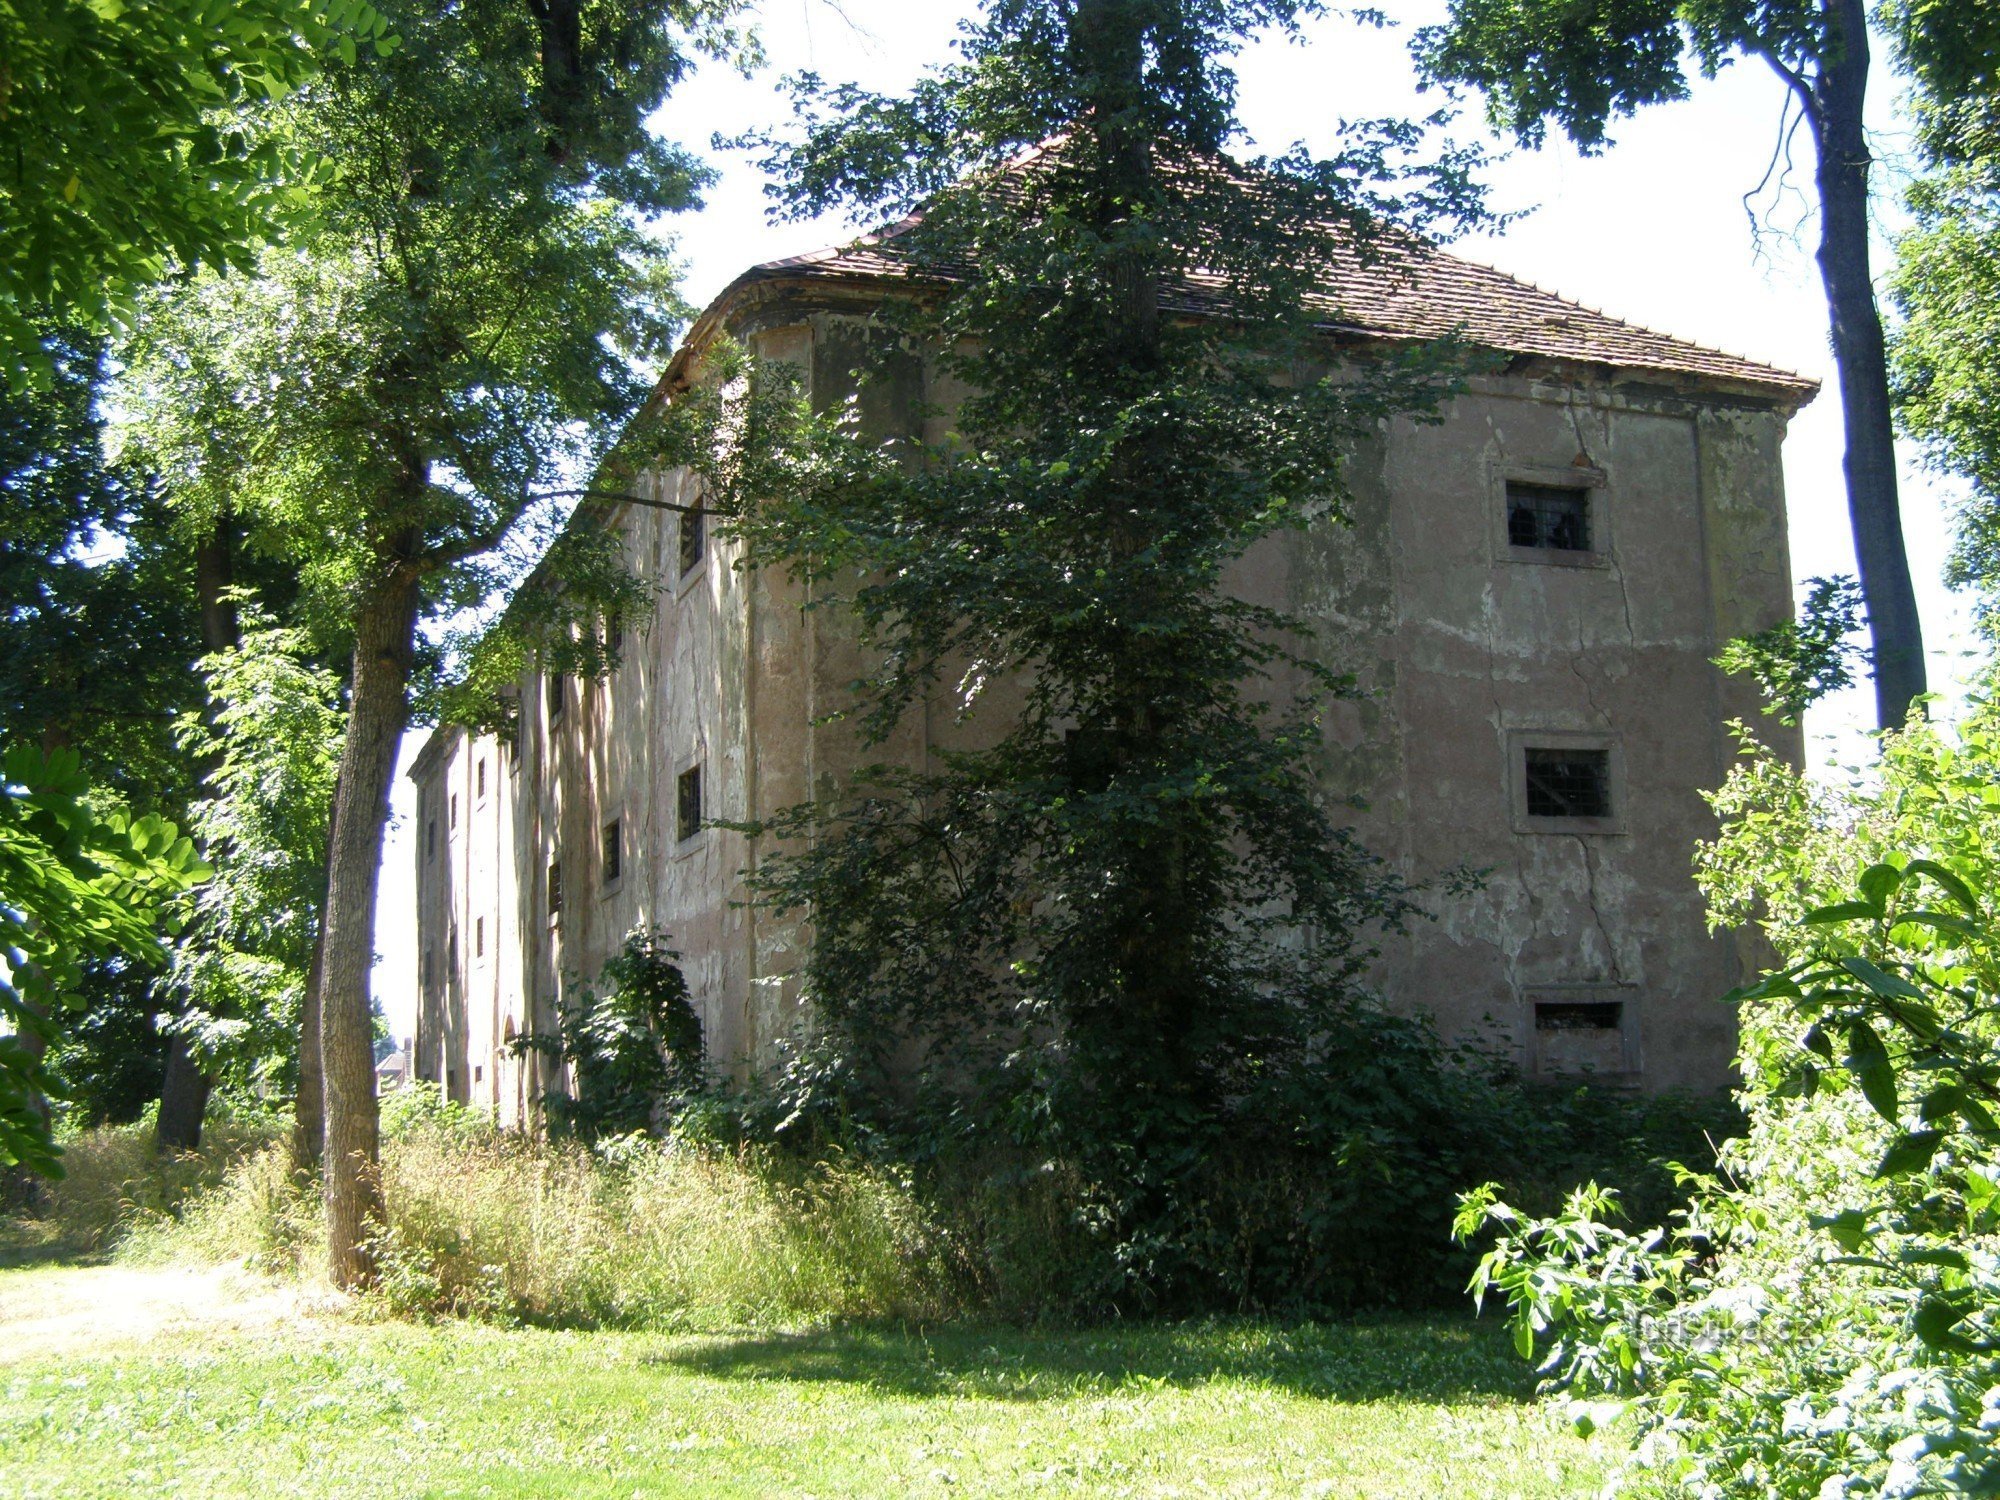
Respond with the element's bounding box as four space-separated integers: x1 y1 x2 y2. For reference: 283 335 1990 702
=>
694 1017 1741 1320
522 928 705 1143
1457 701 2000 1498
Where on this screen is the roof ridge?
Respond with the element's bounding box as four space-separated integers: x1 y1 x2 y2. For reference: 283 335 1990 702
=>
698 143 1815 404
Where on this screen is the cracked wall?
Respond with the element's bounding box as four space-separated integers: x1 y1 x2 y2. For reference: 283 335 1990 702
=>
413 300 1804 1112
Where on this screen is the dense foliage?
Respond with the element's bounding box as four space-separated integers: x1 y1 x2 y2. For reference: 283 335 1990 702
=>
117 0 744 1283
1888 9 2000 617
0 748 207 1175
157 616 345 1102
1457 697 2000 1496
526 928 706 1143
0 0 390 387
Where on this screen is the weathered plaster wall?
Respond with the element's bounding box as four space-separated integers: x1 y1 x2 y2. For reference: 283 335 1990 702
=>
413 296 1804 1116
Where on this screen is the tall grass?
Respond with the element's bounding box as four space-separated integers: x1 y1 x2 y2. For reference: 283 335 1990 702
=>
61 1090 966 1329
8 1113 280 1258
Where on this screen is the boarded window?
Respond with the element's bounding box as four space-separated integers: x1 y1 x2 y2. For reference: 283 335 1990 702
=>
680 507 705 575
1524 747 1611 819
677 765 703 841
548 858 564 917
1506 480 1591 552
602 819 622 884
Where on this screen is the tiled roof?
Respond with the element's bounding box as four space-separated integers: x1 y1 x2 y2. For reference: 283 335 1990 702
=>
729 225 1814 402
669 141 1814 405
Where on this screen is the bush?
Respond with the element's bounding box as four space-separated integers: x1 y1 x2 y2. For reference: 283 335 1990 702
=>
691 1019 1741 1321
1457 701 2000 1498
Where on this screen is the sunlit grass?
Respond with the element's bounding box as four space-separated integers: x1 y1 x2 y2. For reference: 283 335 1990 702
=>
0 1290 1605 1498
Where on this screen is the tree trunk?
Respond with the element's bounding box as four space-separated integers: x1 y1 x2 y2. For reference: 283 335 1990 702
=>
1809 0 1926 729
320 563 421 1288
291 914 329 1173
155 510 242 1155
153 1044 212 1156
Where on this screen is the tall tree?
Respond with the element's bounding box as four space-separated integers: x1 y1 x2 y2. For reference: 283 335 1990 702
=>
728 0 1498 1304
121 0 741 1287
1414 0 1956 730
0 0 391 388
1887 6 2000 611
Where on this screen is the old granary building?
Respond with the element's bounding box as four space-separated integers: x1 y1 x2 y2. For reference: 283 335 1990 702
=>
410 209 1814 1128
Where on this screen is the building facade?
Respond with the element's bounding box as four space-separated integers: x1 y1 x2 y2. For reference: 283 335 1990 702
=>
411 232 1814 1125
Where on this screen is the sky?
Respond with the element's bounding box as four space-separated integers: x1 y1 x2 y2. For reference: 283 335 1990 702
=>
371 0 1978 1044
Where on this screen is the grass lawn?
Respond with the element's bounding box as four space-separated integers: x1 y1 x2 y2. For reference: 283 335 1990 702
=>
0 1264 1608 1498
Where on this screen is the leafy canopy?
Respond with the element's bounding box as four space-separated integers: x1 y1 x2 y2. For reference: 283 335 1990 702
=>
0 0 392 388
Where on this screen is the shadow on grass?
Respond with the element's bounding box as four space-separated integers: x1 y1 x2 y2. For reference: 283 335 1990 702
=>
0 1217 109 1270
648 1314 1537 1406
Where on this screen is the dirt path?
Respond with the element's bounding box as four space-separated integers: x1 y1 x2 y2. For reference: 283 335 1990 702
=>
0 1263 339 1362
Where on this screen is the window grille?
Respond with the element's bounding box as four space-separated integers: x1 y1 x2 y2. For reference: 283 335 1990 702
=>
680 507 705 575
602 819 622 883
1506 480 1591 552
677 765 703 841
1524 747 1611 819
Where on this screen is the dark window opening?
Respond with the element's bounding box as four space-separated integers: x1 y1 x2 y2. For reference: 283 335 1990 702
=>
1536 1001 1623 1032
1524 747 1611 819
602 819 622 884
425 819 436 860
475 917 485 957
422 948 434 988
677 765 703 841
449 793 458 829
1507 480 1591 552
473 1065 483 1085
679 507 705 576
548 858 563 916
476 759 487 799
548 674 566 725
605 614 623 660
448 925 458 974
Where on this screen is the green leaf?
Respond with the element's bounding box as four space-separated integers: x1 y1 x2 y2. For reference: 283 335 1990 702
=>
1898 1245 1969 1270
1804 901 1879 925
1837 956 1929 1002
1913 1296 1979 1353
1875 1130 1944 1178
1810 1208 1872 1252
1857 861 1903 910
1511 1318 1534 1359
1902 859 1979 915
1891 908 1982 940
1845 1020 1899 1122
